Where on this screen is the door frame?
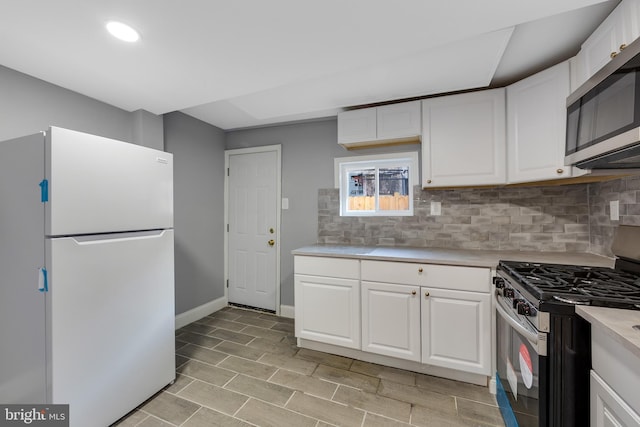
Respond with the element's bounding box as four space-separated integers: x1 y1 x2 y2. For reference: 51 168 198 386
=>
224 145 282 315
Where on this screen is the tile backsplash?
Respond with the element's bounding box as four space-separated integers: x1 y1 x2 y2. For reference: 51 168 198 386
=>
317 175 640 256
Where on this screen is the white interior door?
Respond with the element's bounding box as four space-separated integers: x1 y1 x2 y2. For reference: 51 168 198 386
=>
226 146 280 312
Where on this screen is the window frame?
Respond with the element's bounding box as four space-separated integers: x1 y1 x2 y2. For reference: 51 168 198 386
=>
334 151 419 217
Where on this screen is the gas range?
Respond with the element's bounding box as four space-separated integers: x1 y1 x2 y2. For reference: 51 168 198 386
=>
495 225 640 427
497 260 640 311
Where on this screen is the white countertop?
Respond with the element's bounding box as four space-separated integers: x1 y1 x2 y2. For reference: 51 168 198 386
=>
576 306 640 359
292 244 614 269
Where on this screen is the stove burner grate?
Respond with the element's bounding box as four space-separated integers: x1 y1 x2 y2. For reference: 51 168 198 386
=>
499 261 640 309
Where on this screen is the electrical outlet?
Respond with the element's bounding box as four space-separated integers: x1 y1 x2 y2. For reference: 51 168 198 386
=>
610 200 619 221
431 201 441 216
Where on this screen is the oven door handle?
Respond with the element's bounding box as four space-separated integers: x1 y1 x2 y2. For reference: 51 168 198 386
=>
495 296 540 345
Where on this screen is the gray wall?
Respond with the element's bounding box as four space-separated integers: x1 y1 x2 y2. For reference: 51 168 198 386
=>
0 65 134 142
164 112 226 314
1 65 226 316
225 119 346 306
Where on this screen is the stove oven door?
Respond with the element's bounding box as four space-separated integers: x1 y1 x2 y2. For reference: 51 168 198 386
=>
496 295 546 427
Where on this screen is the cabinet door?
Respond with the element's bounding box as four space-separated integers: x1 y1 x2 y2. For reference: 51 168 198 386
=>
294 274 360 349
574 0 640 89
507 61 571 183
591 371 640 427
376 101 421 140
576 7 624 88
421 287 491 375
337 108 377 145
422 89 506 187
361 281 421 362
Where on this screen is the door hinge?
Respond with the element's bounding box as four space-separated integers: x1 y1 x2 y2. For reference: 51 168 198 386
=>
226 279 229 288
227 167 230 176
227 224 229 232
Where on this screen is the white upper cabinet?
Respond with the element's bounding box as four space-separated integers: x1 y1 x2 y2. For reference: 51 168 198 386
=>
376 101 422 140
422 89 506 187
338 101 421 149
337 108 377 145
573 0 640 90
507 61 572 184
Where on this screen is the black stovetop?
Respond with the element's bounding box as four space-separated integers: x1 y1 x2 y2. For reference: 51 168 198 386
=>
498 260 640 310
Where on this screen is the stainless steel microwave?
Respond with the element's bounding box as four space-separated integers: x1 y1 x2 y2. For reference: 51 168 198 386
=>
566 37 640 170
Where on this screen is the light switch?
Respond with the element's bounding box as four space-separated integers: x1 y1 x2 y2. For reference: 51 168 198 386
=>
282 198 289 210
431 201 441 216
610 200 619 221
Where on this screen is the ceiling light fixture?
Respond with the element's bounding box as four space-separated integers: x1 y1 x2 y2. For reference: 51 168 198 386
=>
106 21 140 43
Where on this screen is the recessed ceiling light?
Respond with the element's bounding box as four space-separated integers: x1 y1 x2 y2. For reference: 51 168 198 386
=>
106 21 140 43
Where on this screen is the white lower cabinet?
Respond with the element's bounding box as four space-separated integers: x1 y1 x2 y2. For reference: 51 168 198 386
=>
361 281 421 362
294 256 360 349
591 371 640 427
589 324 640 427
294 256 492 379
421 287 491 375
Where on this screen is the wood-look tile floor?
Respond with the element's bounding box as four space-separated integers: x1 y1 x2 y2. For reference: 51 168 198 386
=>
113 307 505 427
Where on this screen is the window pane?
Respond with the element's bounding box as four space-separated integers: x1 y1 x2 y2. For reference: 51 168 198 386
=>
348 169 375 211
378 167 409 211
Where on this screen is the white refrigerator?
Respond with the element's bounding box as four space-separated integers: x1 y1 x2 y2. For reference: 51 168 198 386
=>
0 127 175 426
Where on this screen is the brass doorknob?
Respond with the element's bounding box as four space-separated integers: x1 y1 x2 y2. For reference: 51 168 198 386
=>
411 290 417 296
611 51 618 58
268 239 275 246
425 292 430 297
620 43 627 51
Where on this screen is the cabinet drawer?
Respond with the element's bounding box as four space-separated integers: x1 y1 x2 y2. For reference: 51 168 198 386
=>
294 256 359 279
420 265 491 292
361 260 424 285
362 260 491 292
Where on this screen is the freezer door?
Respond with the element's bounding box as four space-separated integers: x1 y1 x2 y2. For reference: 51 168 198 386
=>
46 230 175 427
46 127 173 236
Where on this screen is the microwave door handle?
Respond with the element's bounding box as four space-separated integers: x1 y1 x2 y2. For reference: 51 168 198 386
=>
495 297 539 345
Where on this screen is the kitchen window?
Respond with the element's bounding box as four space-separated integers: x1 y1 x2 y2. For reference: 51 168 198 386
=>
335 152 418 216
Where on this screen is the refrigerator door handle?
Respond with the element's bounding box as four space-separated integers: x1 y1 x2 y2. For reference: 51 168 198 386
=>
39 179 48 202
68 229 168 244
38 268 48 292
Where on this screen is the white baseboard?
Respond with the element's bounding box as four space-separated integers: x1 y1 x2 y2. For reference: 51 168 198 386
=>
279 304 294 319
175 296 228 329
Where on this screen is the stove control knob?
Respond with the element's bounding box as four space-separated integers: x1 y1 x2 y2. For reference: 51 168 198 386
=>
512 298 524 309
493 277 505 288
503 288 515 298
517 301 532 316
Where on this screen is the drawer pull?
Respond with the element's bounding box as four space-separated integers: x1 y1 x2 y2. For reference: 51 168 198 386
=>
418 268 423 273
424 291 430 297
411 290 417 296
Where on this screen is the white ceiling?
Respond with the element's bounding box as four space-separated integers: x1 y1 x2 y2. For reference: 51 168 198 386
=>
0 0 619 130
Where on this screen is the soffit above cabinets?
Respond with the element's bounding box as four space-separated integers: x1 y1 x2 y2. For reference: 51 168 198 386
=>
0 0 618 130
